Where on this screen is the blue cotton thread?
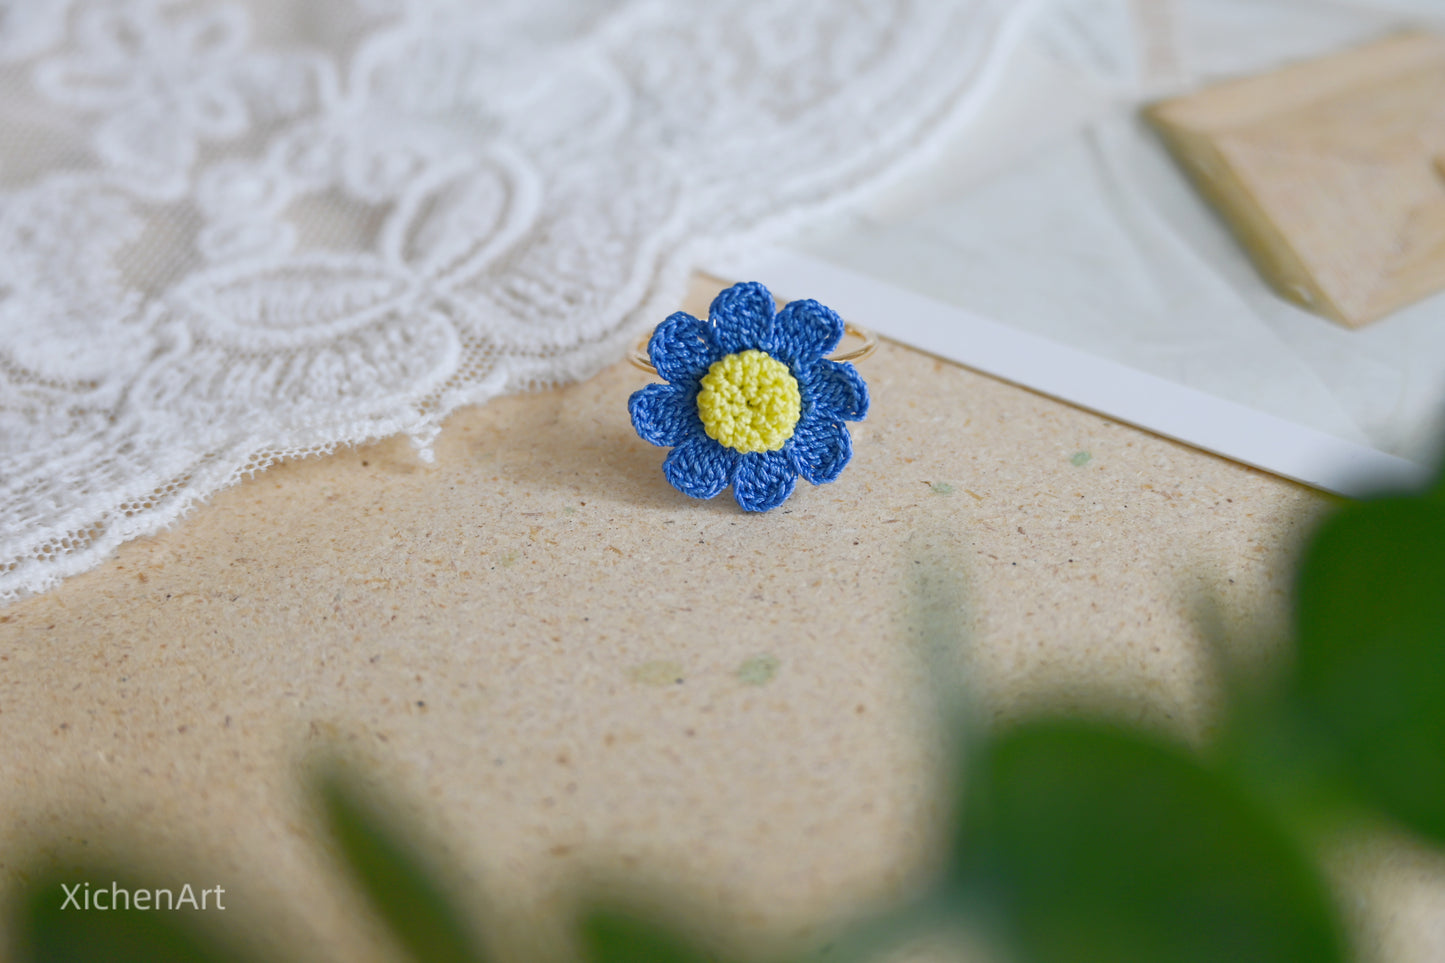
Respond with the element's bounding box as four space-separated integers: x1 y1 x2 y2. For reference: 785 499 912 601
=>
649 311 714 385
732 450 797 512
629 383 697 448
787 417 853 485
707 282 777 355
806 360 869 421
772 299 845 369
663 437 731 499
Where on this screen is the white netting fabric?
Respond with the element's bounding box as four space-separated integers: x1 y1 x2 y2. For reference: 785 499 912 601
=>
0 0 1024 604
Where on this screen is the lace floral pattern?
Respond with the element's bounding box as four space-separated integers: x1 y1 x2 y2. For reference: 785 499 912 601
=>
0 0 1021 603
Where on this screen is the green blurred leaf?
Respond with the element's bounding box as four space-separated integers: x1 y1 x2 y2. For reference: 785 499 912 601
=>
578 907 720 963
1292 484 1445 845
955 721 1347 963
316 769 488 963
14 872 250 963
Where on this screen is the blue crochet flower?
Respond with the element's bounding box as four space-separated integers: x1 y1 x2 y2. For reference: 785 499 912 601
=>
629 281 869 512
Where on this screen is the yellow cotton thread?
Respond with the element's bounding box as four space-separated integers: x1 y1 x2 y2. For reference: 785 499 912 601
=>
696 350 802 453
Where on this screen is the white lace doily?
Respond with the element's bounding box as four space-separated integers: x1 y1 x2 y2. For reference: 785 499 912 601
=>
0 0 1025 604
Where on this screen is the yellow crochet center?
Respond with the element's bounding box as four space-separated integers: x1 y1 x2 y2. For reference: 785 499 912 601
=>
696 350 802 453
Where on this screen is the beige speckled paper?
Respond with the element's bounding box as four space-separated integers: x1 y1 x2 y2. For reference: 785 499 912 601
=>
1 277 1441 962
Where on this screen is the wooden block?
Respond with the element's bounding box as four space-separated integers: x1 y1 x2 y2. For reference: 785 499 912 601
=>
1146 32 1445 328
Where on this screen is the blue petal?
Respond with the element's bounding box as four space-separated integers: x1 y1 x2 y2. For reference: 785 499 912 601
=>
731 449 797 512
629 382 700 447
788 418 852 485
803 360 869 421
663 435 733 500
772 299 844 368
649 311 717 384
709 281 778 354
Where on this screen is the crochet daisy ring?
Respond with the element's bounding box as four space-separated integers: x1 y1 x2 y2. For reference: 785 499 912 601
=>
628 281 871 512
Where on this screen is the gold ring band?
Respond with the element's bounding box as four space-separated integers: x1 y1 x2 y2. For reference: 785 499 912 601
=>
630 322 877 373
